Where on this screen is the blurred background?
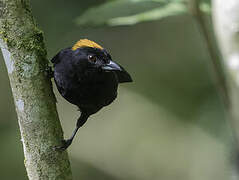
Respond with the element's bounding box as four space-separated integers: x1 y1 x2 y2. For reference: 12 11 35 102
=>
0 0 235 179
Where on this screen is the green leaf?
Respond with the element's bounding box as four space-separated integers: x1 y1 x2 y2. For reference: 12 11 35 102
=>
108 3 186 26
75 0 180 27
75 0 211 27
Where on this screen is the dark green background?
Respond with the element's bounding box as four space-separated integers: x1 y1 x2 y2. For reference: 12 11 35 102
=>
0 0 233 179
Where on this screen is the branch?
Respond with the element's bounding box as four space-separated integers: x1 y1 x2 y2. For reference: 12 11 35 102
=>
0 0 72 179
212 0 239 140
187 0 230 108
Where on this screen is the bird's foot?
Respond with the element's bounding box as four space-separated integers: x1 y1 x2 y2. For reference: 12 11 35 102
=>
53 139 72 151
45 66 54 78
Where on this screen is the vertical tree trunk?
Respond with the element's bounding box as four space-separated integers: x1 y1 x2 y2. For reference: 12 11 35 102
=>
187 0 230 108
188 1 239 177
212 0 239 143
0 0 72 179
213 0 239 176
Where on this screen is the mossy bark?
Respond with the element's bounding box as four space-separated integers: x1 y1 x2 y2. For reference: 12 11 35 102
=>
0 0 72 179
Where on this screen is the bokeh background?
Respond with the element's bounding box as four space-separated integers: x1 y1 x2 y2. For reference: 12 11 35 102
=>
0 0 235 179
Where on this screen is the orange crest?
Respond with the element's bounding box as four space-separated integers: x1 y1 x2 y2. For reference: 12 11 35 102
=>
72 39 103 51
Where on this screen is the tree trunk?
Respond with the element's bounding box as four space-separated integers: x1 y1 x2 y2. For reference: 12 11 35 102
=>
0 0 72 179
212 0 239 143
212 0 239 176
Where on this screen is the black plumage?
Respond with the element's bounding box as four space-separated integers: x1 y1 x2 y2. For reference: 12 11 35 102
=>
51 40 132 150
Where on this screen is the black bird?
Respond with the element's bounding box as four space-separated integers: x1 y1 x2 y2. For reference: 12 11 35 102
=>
51 39 132 150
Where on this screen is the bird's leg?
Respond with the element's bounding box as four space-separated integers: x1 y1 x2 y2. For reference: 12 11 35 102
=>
54 112 89 151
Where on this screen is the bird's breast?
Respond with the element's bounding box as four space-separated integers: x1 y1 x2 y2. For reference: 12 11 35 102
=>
55 70 118 110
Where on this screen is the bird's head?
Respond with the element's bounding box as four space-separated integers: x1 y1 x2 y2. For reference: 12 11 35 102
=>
51 39 132 83
71 39 122 72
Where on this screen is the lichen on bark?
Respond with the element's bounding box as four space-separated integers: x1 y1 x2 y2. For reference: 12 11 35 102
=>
0 0 72 179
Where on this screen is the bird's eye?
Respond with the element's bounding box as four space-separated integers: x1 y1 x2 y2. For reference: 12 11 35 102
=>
88 55 97 63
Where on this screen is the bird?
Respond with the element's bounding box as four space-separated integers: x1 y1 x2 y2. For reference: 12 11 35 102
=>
51 39 132 150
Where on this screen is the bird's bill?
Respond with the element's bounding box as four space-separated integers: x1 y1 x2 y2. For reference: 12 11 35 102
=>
101 61 122 71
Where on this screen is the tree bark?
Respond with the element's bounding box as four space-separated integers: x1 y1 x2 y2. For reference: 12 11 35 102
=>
0 0 72 179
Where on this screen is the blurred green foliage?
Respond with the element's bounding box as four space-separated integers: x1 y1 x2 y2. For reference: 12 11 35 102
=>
0 0 234 180
75 0 211 27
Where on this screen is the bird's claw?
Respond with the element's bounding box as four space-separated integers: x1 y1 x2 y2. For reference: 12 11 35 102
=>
45 66 54 78
53 139 72 151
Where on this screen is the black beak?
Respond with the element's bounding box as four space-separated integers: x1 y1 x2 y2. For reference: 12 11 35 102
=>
101 60 122 71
